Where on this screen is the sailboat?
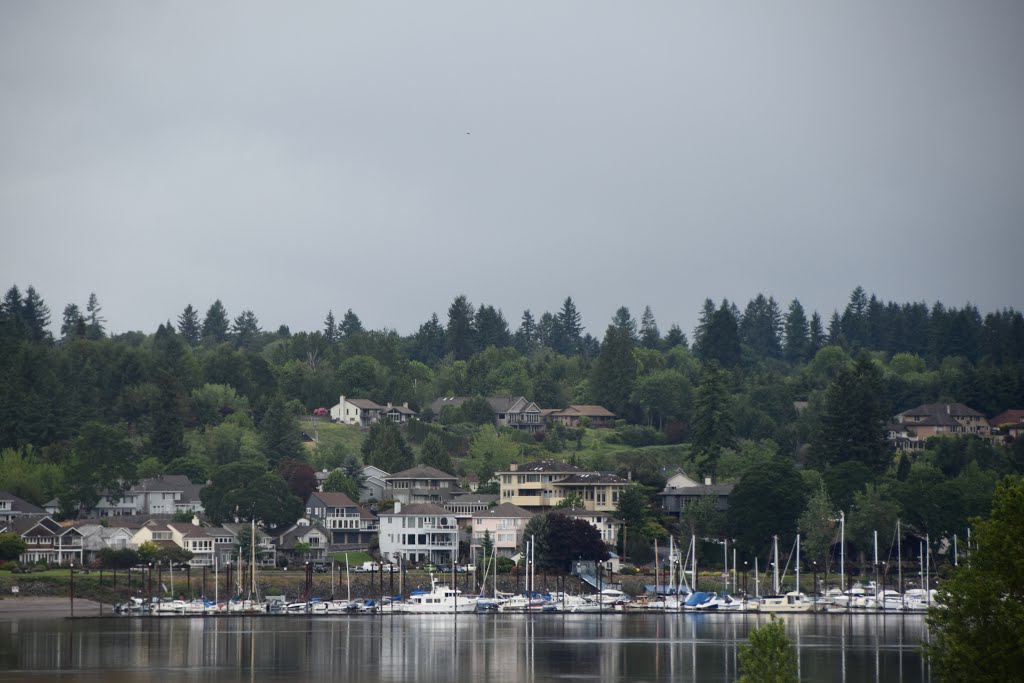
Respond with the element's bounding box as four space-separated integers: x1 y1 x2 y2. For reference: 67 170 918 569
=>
751 535 814 613
228 520 265 613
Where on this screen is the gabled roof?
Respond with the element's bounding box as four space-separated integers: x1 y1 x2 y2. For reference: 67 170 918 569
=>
386 465 457 480
0 491 44 515
898 403 986 419
990 409 1024 428
346 398 384 410
380 503 450 517
308 491 360 508
429 396 540 415
131 475 194 493
553 405 616 418
276 522 330 548
167 522 216 539
384 404 417 415
471 503 533 519
661 483 735 496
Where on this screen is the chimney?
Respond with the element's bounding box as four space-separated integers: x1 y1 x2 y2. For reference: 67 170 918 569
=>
394 501 401 513
946 404 951 415
509 463 518 472
403 402 409 409
704 477 712 486
191 515 200 526
387 402 393 409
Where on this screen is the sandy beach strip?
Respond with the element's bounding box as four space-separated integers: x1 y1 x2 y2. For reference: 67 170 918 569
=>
0 596 104 616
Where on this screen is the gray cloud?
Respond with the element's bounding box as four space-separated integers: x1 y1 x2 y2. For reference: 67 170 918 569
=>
2 1 1022 338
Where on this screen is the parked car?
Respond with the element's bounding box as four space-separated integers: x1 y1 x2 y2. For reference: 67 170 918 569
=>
312 563 327 574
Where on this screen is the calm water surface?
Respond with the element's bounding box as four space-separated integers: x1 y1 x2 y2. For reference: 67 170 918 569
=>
0 612 931 682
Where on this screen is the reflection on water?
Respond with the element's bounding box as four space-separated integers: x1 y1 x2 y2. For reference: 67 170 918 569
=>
0 612 931 683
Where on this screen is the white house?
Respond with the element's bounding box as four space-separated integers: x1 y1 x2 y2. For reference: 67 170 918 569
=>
378 501 459 565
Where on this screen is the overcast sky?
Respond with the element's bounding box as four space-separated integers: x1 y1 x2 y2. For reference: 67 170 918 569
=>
2 2 1022 340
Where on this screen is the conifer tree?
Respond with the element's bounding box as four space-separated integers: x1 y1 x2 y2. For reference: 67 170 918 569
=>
445 295 476 360
639 305 660 350
21 286 51 343
202 299 230 345
783 299 810 363
515 309 537 354
85 292 105 339
611 306 638 343
323 310 337 343
340 308 363 338
554 296 583 355
60 303 83 340
590 324 638 417
177 304 201 346
419 432 453 473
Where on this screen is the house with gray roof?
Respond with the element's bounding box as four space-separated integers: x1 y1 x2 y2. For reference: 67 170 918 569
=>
659 469 734 517
384 465 461 505
430 396 544 433
378 501 459 565
496 460 629 513
0 491 44 522
305 491 378 548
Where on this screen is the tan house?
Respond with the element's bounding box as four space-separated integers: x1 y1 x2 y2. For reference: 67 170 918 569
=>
548 405 616 428
470 503 534 557
890 402 992 450
385 465 461 505
496 460 629 513
561 507 622 546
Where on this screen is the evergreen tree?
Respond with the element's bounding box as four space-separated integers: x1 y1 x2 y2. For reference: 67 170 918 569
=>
783 299 810 363
808 311 825 355
21 286 51 343
692 298 717 357
739 293 782 359
474 304 511 349
536 312 556 349
841 285 869 348
446 294 476 360
797 480 836 570
60 303 83 340
362 418 414 473
590 324 638 417
811 354 889 474
419 432 453 473
260 396 304 468
553 296 583 355
663 324 688 349
340 308 363 338
514 309 537 354
611 306 638 343
639 305 660 350
177 304 201 346
827 311 843 346
231 310 261 349
690 362 735 476
85 292 105 339
698 300 741 367
202 299 230 346
323 310 337 343
411 313 446 364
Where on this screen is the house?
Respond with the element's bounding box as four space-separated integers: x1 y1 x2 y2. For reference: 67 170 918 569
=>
361 465 389 502
75 524 136 564
274 521 330 564
5 515 83 565
659 469 734 517
990 409 1024 441
561 507 622 546
219 523 276 567
469 503 534 557
378 501 459 565
167 522 219 567
329 395 384 427
0 491 44 522
496 460 630 513
430 396 544 433
304 491 378 548
548 405 616 428
444 493 498 523
43 475 204 518
384 465 461 505
382 402 417 424
890 402 993 450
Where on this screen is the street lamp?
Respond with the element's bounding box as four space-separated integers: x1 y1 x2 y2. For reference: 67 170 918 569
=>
812 560 818 597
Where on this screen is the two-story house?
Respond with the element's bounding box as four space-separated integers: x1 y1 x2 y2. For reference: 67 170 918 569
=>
75 523 136 564
384 465 461 505
469 503 533 557
43 475 204 518
361 465 390 502
561 507 622 546
659 469 734 518
330 395 385 427
305 491 378 548
378 501 459 566
496 460 630 513
166 522 219 567
0 491 44 522
890 402 993 450
5 515 84 565
275 521 330 564
430 396 544 434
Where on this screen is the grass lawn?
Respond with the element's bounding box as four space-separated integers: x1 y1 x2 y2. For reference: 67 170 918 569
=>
299 418 366 463
326 550 373 566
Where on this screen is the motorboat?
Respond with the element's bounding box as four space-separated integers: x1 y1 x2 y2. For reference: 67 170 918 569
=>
692 592 743 611
396 577 477 613
750 591 814 613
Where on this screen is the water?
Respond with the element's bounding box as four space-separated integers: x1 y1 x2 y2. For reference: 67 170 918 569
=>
0 612 931 682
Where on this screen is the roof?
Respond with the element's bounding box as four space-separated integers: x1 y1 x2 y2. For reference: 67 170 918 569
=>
558 507 620 521
429 396 540 416
131 475 195 493
661 483 735 496
386 465 457 480
347 398 384 411
554 405 616 418
167 522 216 539
0 491 44 515
472 503 534 519
508 459 581 473
276 522 329 548
990 409 1024 428
897 403 986 419
384 404 417 415
557 472 629 485
380 503 450 516
308 491 360 508
445 493 498 505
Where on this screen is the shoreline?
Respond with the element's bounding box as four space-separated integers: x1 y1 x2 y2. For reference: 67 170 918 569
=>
0 596 104 616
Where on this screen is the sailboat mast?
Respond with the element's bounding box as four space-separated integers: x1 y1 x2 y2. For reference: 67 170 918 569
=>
773 535 779 595
250 519 256 597
897 519 903 594
691 533 696 591
839 511 845 594
796 533 801 595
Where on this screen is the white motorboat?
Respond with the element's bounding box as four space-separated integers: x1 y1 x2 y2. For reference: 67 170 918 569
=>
396 577 477 613
751 591 815 613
